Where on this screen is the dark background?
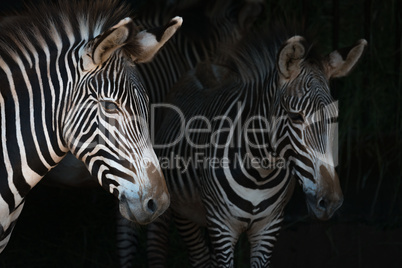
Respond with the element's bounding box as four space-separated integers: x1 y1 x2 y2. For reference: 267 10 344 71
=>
0 0 401 267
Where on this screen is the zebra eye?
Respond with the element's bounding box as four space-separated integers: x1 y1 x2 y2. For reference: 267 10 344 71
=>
288 112 304 123
100 100 120 113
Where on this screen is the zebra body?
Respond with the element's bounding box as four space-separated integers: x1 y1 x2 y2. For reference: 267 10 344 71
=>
0 0 182 253
152 26 367 267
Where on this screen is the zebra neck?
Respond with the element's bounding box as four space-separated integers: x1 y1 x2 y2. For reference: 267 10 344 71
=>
0 39 86 192
229 77 293 176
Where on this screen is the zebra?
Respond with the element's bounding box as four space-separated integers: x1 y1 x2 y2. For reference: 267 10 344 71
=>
150 25 367 267
33 0 264 266
0 0 182 253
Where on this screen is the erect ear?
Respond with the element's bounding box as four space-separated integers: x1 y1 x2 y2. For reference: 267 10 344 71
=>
323 39 367 79
130 16 183 63
82 17 135 71
277 35 306 81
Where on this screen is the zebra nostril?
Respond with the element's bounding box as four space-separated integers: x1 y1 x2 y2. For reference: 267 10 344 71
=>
318 198 327 210
147 199 157 213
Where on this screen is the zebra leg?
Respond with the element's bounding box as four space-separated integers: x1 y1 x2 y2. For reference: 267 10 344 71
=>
247 217 283 268
147 209 172 268
207 217 238 268
116 211 139 268
174 215 211 267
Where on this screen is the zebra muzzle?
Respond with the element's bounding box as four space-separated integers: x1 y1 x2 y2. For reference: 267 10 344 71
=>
305 190 344 221
118 163 170 224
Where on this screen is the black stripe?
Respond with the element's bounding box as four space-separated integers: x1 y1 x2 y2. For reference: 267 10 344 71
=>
0 173 15 213
0 219 17 241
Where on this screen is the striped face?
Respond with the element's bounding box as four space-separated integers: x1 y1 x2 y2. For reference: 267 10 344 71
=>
276 36 367 220
64 53 167 224
62 17 183 224
280 63 342 220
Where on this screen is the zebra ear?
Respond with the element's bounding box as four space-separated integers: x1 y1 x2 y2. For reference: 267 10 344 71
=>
277 36 306 81
83 17 135 70
323 39 367 78
129 16 183 63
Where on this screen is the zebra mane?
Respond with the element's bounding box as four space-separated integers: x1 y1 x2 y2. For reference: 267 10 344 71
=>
215 23 322 85
0 0 139 60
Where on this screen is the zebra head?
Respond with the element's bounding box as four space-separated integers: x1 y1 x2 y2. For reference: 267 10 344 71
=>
275 36 367 220
63 17 183 224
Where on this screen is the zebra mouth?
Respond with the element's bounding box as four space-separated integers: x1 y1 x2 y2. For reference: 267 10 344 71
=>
305 193 331 221
119 201 138 222
306 203 331 221
118 196 156 225
119 199 152 224
305 193 342 221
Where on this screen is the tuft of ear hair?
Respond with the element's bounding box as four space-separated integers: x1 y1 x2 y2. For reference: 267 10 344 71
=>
323 39 367 79
277 35 306 81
